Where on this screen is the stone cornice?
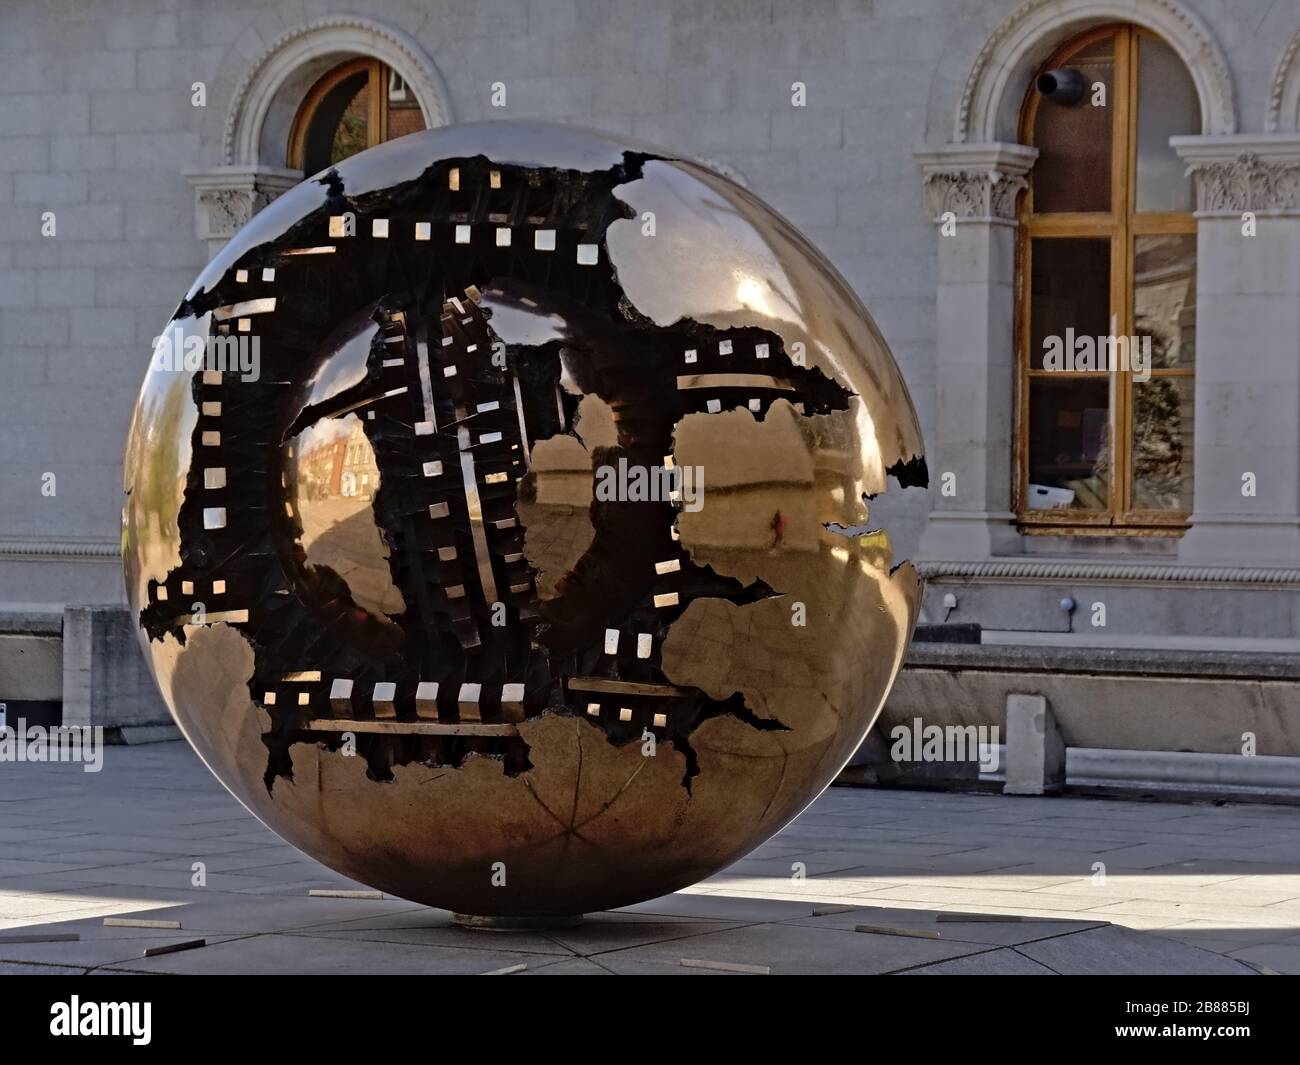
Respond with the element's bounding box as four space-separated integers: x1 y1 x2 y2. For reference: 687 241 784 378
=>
186 166 302 241
916 142 1037 225
0 539 120 562
917 558 1300 586
1172 134 1300 216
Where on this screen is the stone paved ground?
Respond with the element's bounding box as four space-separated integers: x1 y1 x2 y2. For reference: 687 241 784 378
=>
0 741 1294 975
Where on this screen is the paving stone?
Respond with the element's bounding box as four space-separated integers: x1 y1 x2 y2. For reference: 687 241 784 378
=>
853 884 1123 912
2 882 421 934
9 864 299 893
0 858 108 877
1027 876 1300 907
0 893 111 920
283 908 574 957
593 922 988 975
1225 942 1300 975
27 832 256 856
1092 898 1300 925
2 741 1296 973
1157 924 1297 958
786 905 1108 947
903 947 1059 974
0 928 242 968
617 892 821 922
101 932 541 975
878 871 1090 892
0 961 87 974
131 855 313 877
519 957 614 975
1015 925 1258 976
543 914 747 955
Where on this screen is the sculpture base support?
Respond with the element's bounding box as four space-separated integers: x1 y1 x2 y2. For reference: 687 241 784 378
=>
1004 693 1066 796
453 912 585 930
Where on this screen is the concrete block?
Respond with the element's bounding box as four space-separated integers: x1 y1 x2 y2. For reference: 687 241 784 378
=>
66 49 138 91
0 137 49 172
35 204 124 241
116 724 183 744
881 664 1300 759
10 238 60 268
62 605 170 731
0 269 36 309
0 94 89 137
1004 693 1065 796
0 558 126 609
0 309 70 347
771 109 843 149
110 131 199 171
102 13 178 50
70 307 135 347
90 90 188 135
50 134 117 173
34 268 96 309
0 633 61 699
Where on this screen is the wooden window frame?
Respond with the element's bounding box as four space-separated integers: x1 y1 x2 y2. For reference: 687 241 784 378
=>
287 57 388 172
1015 24 1196 536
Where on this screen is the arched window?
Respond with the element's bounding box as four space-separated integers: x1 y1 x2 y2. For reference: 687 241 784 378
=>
288 57 426 175
1018 25 1198 532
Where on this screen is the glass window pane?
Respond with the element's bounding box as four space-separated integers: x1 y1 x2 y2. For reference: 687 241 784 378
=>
1132 375 1193 510
1135 35 1200 212
300 69 370 175
1031 35 1115 213
385 68 426 142
1028 377 1111 510
331 79 370 165
1030 238 1111 369
1134 234 1196 369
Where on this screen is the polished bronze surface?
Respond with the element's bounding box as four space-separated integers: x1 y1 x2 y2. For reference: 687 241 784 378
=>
123 122 927 916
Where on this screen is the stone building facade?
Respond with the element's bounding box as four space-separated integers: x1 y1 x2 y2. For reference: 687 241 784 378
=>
1 0 1299 791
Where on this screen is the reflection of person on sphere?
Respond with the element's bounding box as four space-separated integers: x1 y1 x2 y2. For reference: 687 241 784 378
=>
770 510 786 550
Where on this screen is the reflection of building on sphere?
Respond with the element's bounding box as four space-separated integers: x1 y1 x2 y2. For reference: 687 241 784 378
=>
124 123 926 917
295 419 379 502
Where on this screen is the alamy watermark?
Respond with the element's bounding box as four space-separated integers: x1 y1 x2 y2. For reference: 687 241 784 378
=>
50 997 150 1045
151 326 261 383
890 717 1000 774
594 457 704 513
1042 327 1151 382
0 718 104 773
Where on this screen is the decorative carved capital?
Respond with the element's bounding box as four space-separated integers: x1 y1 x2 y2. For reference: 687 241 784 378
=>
923 169 1028 223
1186 153 1300 214
186 167 302 251
915 142 1037 226
1173 135 1300 216
195 187 258 239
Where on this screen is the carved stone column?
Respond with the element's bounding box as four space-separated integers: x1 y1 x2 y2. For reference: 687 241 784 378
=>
1172 135 1300 564
186 166 303 259
914 142 1037 561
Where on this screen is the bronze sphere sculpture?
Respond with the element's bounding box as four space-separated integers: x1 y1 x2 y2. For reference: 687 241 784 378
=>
123 123 927 917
